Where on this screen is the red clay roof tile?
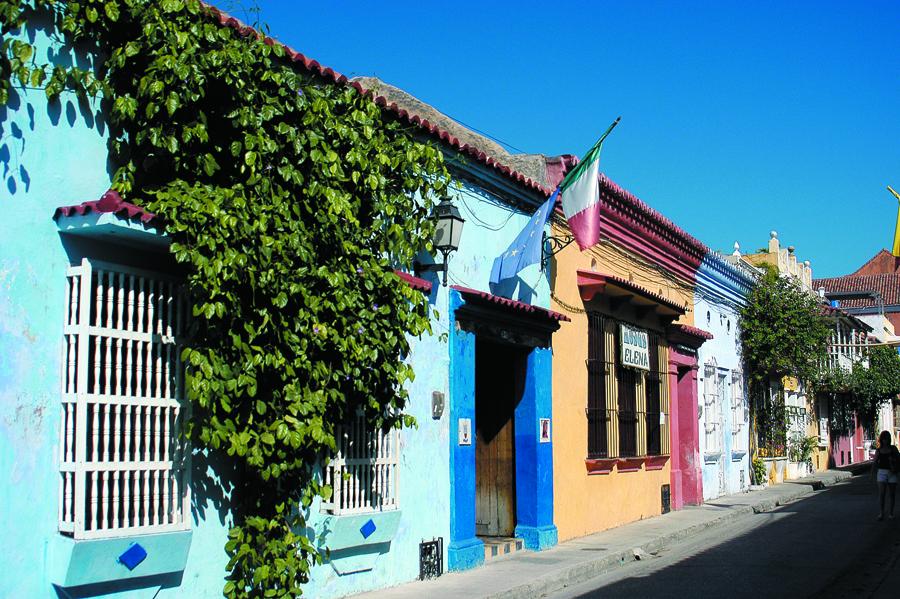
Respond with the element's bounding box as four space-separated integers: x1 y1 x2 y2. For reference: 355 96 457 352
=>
54 190 162 229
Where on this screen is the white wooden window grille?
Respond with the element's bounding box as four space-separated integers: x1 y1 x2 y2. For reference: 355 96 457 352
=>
731 370 746 451
703 363 722 454
59 258 189 539
321 413 399 515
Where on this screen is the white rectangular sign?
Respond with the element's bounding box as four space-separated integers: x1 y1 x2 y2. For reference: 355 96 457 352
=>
620 323 650 371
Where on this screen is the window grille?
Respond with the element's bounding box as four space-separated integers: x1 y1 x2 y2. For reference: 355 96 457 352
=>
703 364 723 454
322 413 399 515
645 334 663 456
59 259 189 539
586 315 669 460
731 371 745 451
587 313 611 459
615 326 638 458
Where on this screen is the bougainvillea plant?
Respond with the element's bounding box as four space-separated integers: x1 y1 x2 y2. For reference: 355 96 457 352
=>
2 1 451 596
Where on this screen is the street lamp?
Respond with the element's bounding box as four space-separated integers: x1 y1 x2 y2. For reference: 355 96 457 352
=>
415 196 465 286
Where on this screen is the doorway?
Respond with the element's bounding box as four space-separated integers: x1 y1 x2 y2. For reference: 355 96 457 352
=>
475 338 526 538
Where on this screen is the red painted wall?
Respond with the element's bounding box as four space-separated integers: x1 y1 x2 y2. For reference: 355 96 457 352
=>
669 349 703 509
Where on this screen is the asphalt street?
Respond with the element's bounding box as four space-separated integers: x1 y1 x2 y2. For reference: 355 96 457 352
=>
547 473 900 599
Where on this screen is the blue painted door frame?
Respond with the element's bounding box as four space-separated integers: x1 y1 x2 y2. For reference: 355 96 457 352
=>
447 290 557 572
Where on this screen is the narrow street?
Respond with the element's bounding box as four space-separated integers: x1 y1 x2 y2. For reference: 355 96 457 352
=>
549 474 900 599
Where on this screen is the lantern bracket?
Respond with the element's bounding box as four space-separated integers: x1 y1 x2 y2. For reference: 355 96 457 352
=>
541 232 575 270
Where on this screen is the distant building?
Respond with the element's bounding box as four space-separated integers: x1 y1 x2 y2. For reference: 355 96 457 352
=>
815 249 900 457
739 232 819 482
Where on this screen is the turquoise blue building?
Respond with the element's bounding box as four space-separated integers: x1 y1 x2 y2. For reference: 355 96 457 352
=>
1 10 562 598
0 19 238 598
695 250 756 499
302 81 565 596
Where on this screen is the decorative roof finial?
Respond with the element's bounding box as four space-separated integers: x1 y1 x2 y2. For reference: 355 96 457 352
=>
733 241 741 256
770 230 778 239
788 245 795 254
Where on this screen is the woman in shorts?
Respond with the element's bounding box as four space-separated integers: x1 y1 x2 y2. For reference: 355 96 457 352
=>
872 430 900 520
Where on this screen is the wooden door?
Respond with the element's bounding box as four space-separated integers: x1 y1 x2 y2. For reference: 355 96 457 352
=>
476 405 516 537
475 340 520 538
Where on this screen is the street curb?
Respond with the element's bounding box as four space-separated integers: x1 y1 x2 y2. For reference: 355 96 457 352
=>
483 471 851 599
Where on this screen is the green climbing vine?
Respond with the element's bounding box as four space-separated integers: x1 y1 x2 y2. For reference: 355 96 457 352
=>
739 265 830 455
817 346 900 434
3 1 450 596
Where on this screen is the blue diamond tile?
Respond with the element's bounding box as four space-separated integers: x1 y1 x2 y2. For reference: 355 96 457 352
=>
118 543 148 570
360 518 377 539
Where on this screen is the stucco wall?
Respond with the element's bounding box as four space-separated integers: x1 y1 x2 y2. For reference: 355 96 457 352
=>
695 297 749 497
550 222 692 542
0 19 242 598
694 255 752 498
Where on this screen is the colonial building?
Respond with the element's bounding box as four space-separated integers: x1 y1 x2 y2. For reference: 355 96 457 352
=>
741 232 817 483
0 8 566 598
305 81 568 597
815 305 874 469
549 172 710 541
695 249 755 498
815 249 900 444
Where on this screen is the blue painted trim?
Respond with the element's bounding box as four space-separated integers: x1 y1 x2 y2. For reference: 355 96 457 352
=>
447 536 484 571
50 530 191 589
514 524 558 551
514 347 557 551
448 289 483 571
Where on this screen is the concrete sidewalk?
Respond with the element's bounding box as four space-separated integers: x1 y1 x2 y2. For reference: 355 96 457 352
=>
355 470 853 599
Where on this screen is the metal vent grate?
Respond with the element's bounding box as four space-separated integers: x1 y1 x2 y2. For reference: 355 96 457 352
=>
419 537 443 580
661 484 671 514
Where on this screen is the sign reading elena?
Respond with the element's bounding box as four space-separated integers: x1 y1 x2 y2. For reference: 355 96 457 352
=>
620 323 650 370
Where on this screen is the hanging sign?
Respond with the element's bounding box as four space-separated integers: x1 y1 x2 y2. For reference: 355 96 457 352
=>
620 323 650 371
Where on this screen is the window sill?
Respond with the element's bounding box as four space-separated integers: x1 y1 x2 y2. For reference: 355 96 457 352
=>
315 510 404 575
645 455 670 471
617 457 644 472
703 451 723 464
585 458 617 475
50 530 192 590
731 450 747 462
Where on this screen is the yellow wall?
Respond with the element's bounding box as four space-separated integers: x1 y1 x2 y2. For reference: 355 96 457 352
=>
550 222 694 541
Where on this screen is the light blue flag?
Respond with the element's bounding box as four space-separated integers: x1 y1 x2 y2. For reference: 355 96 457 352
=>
490 189 558 285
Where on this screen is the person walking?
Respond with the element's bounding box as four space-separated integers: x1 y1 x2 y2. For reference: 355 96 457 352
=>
872 430 900 520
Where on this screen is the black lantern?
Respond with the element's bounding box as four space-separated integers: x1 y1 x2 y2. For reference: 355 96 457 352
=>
415 196 465 286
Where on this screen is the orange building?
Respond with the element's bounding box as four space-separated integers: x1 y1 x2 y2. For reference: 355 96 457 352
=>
549 174 709 541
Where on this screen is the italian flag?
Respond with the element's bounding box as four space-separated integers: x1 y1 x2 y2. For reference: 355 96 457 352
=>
560 118 618 250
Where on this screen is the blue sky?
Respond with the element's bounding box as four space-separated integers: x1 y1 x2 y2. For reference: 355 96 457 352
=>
247 1 899 277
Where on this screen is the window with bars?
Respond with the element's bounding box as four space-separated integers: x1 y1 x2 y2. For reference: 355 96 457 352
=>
731 370 746 451
586 314 670 461
615 325 639 458
645 334 663 456
703 363 723 455
586 313 611 459
59 258 190 539
322 412 399 515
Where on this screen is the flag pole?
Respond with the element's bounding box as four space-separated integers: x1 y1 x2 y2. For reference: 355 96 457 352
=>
559 117 622 191
888 185 900 257
596 116 622 147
